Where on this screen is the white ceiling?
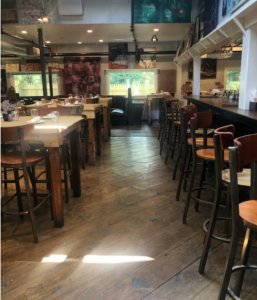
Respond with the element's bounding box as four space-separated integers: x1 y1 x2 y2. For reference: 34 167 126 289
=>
2 23 192 45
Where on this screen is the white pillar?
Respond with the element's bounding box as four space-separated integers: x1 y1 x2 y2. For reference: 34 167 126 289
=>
239 26 257 110
193 55 201 96
176 64 182 99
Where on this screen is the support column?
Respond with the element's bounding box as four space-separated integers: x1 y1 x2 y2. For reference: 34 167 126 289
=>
38 28 47 99
176 64 182 99
193 55 201 96
239 27 257 110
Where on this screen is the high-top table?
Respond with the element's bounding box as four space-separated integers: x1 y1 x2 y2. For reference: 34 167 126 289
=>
99 97 112 142
146 93 173 125
1 116 83 228
81 104 102 166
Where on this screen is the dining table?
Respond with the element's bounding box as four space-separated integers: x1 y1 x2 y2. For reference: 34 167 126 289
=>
146 92 173 125
1 116 83 228
81 103 102 166
99 97 112 142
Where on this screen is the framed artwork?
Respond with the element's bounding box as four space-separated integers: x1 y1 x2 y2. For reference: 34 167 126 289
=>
20 0 53 24
6 62 19 72
204 0 218 37
108 43 128 69
26 60 41 71
188 59 217 80
133 0 192 23
1 70 8 94
1 0 18 24
64 57 101 95
135 47 156 69
194 16 200 44
222 0 227 16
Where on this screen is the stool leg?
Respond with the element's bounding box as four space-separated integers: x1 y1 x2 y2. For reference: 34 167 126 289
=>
173 127 183 180
14 168 24 219
4 168 7 189
27 167 38 206
194 160 206 212
165 121 174 164
62 146 69 203
66 143 73 190
183 146 192 192
45 155 50 190
46 155 53 220
160 116 167 155
171 126 178 159
234 228 253 297
182 149 197 224
176 144 188 201
223 185 231 237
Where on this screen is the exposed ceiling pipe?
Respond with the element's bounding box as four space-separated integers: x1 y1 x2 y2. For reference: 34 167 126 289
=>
1 40 27 56
130 0 137 48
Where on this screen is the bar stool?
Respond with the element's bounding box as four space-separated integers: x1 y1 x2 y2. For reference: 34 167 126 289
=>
182 111 225 224
218 133 257 300
198 125 252 275
1 124 52 243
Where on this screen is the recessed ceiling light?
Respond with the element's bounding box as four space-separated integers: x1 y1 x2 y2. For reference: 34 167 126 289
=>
87 30 93 33
154 28 159 32
43 17 48 21
99 40 103 42
21 30 27 34
78 42 82 44
46 41 51 44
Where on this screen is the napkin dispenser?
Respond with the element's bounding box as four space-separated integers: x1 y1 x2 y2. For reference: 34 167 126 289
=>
249 102 257 111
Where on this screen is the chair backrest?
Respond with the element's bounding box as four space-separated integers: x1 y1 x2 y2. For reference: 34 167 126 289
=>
183 105 197 122
37 107 71 116
1 123 34 143
214 124 235 150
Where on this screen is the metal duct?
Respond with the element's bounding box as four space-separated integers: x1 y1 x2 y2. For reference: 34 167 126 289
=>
1 40 27 56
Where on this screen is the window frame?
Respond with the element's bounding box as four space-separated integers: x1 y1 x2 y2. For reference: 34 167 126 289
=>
224 67 241 91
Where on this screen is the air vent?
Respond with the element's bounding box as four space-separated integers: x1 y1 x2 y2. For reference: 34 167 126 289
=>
58 0 82 16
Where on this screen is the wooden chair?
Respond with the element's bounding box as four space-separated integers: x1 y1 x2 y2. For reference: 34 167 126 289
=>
1 124 52 243
198 125 252 275
218 133 257 300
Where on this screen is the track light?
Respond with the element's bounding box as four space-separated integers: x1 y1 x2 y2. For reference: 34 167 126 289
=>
151 35 158 42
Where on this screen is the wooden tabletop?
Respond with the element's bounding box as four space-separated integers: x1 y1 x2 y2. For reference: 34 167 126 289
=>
147 93 172 100
185 95 257 128
99 97 112 107
1 116 82 147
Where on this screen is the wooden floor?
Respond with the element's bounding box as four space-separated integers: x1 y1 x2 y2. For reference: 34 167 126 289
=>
1 122 257 300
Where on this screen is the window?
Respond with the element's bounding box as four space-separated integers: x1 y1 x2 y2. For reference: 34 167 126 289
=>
225 68 241 91
12 73 59 97
107 70 156 96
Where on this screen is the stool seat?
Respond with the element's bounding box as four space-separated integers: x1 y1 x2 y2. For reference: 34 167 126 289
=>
222 169 251 187
188 137 214 147
174 120 181 125
1 151 47 166
196 148 229 162
187 128 214 135
239 200 257 230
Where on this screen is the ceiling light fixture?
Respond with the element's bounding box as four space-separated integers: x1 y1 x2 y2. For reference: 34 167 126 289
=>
78 42 82 44
154 28 159 32
21 30 27 34
46 41 51 44
151 35 158 42
87 30 93 33
38 0 48 22
99 40 103 42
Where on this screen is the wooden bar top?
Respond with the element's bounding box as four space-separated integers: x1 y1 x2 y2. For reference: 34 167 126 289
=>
185 95 257 128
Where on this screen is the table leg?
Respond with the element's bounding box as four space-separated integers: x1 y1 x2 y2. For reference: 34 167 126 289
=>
88 119 95 166
48 147 63 228
96 111 101 155
107 104 111 136
103 107 108 142
148 100 151 125
70 129 81 197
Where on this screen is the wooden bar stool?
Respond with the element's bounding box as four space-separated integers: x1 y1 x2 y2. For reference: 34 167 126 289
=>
182 111 224 224
218 133 257 300
1 124 52 243
198 125 252 275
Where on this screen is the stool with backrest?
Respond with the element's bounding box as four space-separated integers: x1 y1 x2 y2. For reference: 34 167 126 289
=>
218 133 257 300
1 124 52 243
182 111 223 224
198 125 252 275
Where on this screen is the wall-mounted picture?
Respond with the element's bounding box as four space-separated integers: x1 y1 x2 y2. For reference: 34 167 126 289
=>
226 0 242 13
188 59 217 80
135 47 156 69
26 60 41 71
64 57 101 95
6 62 19 72
1 0 18 24
109 43 128 69
222 0 227 16
20 0 53 24
133 0 192 23
204 0 218 37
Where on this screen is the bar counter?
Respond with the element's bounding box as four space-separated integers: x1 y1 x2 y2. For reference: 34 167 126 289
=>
184 95 257 129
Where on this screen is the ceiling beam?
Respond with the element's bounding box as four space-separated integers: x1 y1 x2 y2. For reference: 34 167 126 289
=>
233 17 247 36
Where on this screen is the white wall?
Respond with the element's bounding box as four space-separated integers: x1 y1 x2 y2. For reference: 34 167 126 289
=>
182 59 241 92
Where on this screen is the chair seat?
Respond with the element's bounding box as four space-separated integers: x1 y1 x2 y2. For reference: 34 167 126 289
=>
187 128 214 135
188 137 214 147
239 200 257 231
222 168 251 187
1 151 47 166
196 148 229 162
